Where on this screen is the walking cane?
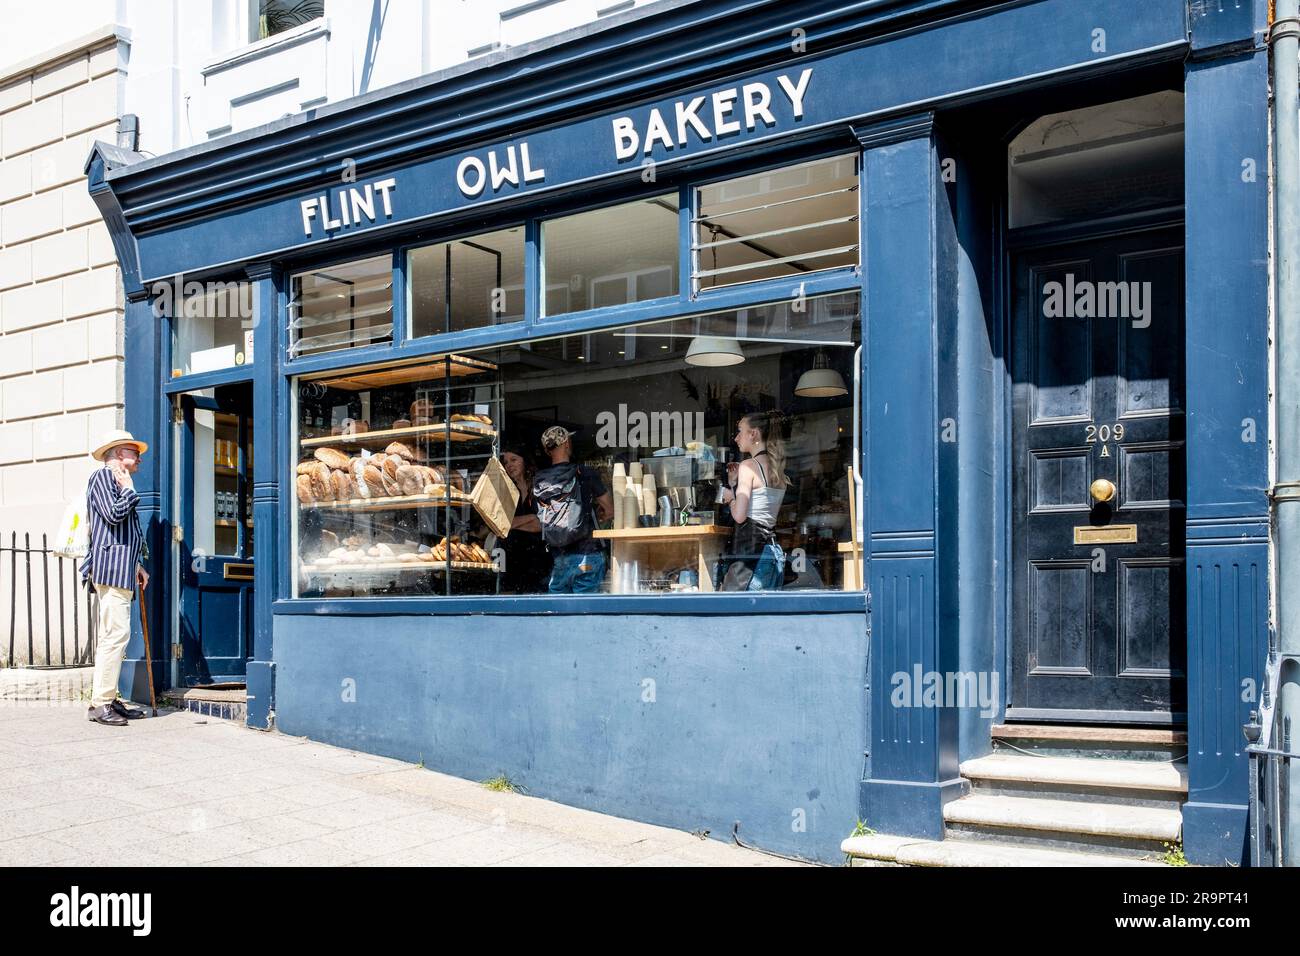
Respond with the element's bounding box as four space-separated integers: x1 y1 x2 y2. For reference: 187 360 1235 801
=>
136 582 158 717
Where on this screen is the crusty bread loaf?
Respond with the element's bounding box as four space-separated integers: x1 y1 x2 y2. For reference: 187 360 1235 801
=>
310 462 333 501
330 469 352 501
314 447 350 470
380 468 401 496
297 460 317 475
396 463 423 496
386 441 417 462
362 465 386 497
350 459 371 499
296 474 314 504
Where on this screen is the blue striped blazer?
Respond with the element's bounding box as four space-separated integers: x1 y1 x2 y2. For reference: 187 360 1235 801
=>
82 466 145 591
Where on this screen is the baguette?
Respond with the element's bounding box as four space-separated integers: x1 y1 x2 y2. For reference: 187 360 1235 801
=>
314 447 350 470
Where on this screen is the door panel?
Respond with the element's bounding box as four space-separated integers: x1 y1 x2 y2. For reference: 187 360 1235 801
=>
178 384 254 686
1011 228 1186 723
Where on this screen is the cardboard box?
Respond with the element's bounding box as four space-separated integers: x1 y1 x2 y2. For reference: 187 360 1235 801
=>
470 456 520 537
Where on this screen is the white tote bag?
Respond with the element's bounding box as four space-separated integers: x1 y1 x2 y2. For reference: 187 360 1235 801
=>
52 491 90 559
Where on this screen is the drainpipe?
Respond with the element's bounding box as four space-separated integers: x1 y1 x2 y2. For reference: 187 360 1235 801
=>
1270 0 1300 866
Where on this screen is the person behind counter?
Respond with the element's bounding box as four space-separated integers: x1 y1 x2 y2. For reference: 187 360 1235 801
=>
716 410 788 590
533 426 614 594
499 445 552 594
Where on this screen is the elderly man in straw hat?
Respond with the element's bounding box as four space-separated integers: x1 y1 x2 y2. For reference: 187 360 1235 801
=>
82 429 151 727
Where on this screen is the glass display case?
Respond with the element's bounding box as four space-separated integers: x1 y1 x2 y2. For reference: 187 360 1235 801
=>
293 355 505 597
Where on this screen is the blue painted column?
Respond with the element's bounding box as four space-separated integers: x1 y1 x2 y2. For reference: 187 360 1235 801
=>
1182 46 1271 865
118 289 168 704
857 114 964 838
245 264 279 730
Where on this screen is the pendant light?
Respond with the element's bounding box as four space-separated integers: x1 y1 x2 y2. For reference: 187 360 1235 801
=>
795 349 847 397
685 335 745 367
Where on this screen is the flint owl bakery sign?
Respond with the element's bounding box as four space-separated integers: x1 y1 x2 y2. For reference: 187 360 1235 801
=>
270 69 816 248
451 66 815 199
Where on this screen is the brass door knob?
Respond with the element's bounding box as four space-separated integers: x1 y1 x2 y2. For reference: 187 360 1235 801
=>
1090 478 1117 503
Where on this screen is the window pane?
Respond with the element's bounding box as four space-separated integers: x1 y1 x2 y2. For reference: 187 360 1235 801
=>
258 0 323 41
695 154 859 291
293 356 504 598
172 282 253 376
408 226 525 337
542 194 679 316
292 291 862 599
290 255 393 359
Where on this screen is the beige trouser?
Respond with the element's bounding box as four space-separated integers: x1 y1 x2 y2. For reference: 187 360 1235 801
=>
91 583 133 708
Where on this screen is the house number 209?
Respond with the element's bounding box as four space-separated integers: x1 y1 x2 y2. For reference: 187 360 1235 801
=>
1085 423 1125 443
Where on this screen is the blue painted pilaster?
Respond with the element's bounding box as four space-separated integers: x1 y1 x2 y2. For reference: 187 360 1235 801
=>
857 114 964 838
118 290 168 705
1182 46 1271 866
245 264 279 730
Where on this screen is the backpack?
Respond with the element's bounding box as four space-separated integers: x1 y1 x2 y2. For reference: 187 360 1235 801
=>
533 463 592 549
52 491 90 560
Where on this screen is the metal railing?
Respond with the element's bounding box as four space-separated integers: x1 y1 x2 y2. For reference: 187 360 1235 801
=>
0 532 97 669
1246 626 1295 866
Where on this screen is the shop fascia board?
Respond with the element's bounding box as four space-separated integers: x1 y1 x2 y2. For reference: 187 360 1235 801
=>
96 0 1060 223
114 5 1190 288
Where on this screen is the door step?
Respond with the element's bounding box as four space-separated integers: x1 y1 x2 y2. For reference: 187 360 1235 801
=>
847 731 1188 866
161 685 247 722
961 753 1187 798
991 723 1188 761
842 833 1164 867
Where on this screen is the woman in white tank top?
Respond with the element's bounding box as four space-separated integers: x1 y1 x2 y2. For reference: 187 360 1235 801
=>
717 411 787 590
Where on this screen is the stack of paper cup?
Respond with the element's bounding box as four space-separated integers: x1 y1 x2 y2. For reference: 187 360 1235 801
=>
641 473 657 521
612 470 627 528
625 485 641 527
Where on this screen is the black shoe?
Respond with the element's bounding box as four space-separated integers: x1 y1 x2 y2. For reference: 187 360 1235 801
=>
110 698 147 719
87 704 127 726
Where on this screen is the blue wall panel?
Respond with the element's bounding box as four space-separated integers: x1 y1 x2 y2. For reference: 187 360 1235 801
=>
273 612 867 863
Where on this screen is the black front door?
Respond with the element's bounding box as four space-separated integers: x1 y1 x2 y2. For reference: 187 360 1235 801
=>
1010 227 1186 723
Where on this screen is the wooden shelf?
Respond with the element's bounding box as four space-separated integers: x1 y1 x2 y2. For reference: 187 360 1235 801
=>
594 525 730 541
213 464 240 476
299 491 472 513
214 519 253 528
301 560 496 574
299 421 495 448
315 354 498 391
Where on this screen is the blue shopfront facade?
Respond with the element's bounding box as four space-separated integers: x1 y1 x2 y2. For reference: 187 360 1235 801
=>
87 0 1271 865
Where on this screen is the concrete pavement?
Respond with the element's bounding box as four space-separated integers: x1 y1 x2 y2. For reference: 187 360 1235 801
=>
0 697 809 867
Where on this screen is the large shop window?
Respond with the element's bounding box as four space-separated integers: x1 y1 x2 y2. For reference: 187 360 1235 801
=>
289 255 394 358
694 153 859 292
292 291 862 598
541 194 679 316
408 226 525 337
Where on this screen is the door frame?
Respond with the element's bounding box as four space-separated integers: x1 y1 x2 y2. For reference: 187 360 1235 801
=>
169 379 257 687
1001 205 1187 725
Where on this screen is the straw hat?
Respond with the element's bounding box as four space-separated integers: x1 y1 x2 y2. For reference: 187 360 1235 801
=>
91 429 148 461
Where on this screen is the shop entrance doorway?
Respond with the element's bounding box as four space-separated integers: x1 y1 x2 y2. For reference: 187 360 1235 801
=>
175 382 254 686
1009 226 1186 723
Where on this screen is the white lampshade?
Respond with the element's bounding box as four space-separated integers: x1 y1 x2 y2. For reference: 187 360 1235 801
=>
685 335 745 367
795 350 847 397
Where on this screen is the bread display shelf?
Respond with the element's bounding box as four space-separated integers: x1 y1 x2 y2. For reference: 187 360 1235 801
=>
299 421 495 449
302 560 496 574
300 491 471 512
317 354 498 391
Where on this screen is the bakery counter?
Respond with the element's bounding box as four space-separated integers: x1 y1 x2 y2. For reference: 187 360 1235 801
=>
594 525 730 593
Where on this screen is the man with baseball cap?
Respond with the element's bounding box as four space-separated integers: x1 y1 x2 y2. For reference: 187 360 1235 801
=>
83 429 151 726
532 426 613 593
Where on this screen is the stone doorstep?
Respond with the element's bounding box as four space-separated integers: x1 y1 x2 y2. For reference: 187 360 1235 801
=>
990 723 1188 746
942 794 1182 842
162 686 247 703
960 753 1188 793
841 833 1165 867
